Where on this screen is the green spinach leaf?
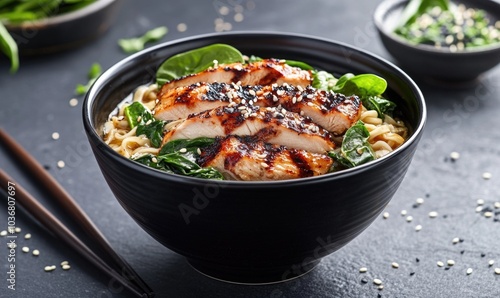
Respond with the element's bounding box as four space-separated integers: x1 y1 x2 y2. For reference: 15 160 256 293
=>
397 0 450 28
285 60 314 70
118 26 168 54
124 101 165 148
329 121 375 168
363 96 396 118
159 137 216 155
156 43 244 86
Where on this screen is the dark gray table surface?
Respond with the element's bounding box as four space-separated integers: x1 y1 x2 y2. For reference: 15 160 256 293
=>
1 0 500 297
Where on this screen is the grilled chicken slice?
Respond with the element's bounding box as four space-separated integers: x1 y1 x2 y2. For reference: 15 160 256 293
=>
198 135 333 181
158 59 312 93
154 82 361 135
163 104 335 153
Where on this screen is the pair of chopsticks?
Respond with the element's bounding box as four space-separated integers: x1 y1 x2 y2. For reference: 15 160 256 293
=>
0 128 154 298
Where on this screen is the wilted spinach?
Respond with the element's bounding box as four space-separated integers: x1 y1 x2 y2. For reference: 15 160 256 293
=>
124 102 165 148
329 121 375 168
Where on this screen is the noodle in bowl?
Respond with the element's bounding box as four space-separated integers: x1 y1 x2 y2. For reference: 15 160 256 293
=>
83 32 426 284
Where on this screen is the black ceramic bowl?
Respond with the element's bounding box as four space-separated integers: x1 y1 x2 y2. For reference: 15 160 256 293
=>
374 0 500 83
4 0 121 55
83 32 426 284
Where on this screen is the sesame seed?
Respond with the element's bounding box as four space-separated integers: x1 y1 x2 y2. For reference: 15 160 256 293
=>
0 230 7 236
51 132 60 140
292 97 297 104
383 212 390 219
489 260 495 266
136 116 142 122
272 95 278 102
44 265 56 272
24 233 31 239
437 261 444 267
428 211 438 218
62 264 71 270
466 268 473 275
415 225 422 231
179 148 187 153
359 267 368 273
260 162 269 168
22 247 29 253
482 172 492 180
401 210 407 216
494 202 500 209
69 98 78 107
234 13 244 22
477 199 485 205
406 216 413 222
495 268 500 275
392 262 399 268
445 35 454 44
276 90 285 96
452 237 460 244
378 285 384 290
249 89 256 96
15 227 21 233
484 211 494 218
177 23 187 32
197 148 201 155
218 5 229 15
297 86 304 92
61 261 69 266
57 160 65 168
416 198 425 205
373 278 382 285
447 260 455 266
32 249 40 256
475 206 483 213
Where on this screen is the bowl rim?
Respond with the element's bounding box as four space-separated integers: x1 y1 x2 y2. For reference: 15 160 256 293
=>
374 0 500 55
3 0 117 29
83 31 427 187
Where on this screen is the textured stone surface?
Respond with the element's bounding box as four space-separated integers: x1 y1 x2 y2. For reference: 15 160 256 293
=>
1 0 499 297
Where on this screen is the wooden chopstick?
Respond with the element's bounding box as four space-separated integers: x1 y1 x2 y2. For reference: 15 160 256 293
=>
0 128 154 297
0 170 147 297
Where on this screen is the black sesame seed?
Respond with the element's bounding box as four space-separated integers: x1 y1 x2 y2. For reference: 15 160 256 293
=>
410 272 415 276
445 267 450 271
412 204 419 209
361 278 368 284
426 193 430 198
443 215 448 219
481 253 486 258
43 165 51 170
459 238 464 243
416 258 420 263
377 294 382 298
460 250 465 255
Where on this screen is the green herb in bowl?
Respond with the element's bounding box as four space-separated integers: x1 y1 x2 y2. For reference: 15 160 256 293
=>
395 0 500 51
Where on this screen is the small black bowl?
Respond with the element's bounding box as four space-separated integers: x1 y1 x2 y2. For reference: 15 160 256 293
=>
83 32 426 284
4 0 121 55
374 0 500 83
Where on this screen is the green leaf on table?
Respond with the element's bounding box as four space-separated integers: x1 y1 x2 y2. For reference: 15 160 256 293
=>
156 43 244 86
0 21 18 73
75 62 102 95
118 26 168 54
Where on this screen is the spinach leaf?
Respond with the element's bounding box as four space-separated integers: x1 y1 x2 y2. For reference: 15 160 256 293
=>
75 63 102 95
397 0 450 28
329 121 375 168
124 102 165 148
285 60 314 70
156 43 244 86
0 21 18 73
118 26 168 54
363 96 396 118
132 138 224 180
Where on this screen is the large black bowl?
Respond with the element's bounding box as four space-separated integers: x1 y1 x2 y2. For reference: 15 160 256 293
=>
83 32 426 284
374 0 500 83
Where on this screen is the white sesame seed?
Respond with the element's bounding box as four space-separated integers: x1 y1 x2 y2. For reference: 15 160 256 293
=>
401 210 407 216
234 13 244 22
24 233 31 239
437 261 444 267
15 227 21 233
62 264 71 270
428 211 438 218
306 94 314 99
378 285 384 290
383 212 390 219
0 230 7 236
272 95 278 102
482 172 492 180
392 262 399 268
197 148 202 155
177 23 187 32
452 237 460 244
416 198 425 205
406 216 413 222
218 6 229 15
179 148 187 153
495 268 500 275
373 278 382 285
489 260 495 266
57 160 65 168
475 206 483 213
484 211 494 218
260 162 269 168
276 90 285 96
359 267 368 273
51 132 60 140
69 98 78 107
415 225 422 231
494 202 500 209
477 199 485 205
44 265 56 272
32 249 40 256
447 260 455 266
22 247 29 253
466 268 473 275
297 85 304 92
61 261 69 266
